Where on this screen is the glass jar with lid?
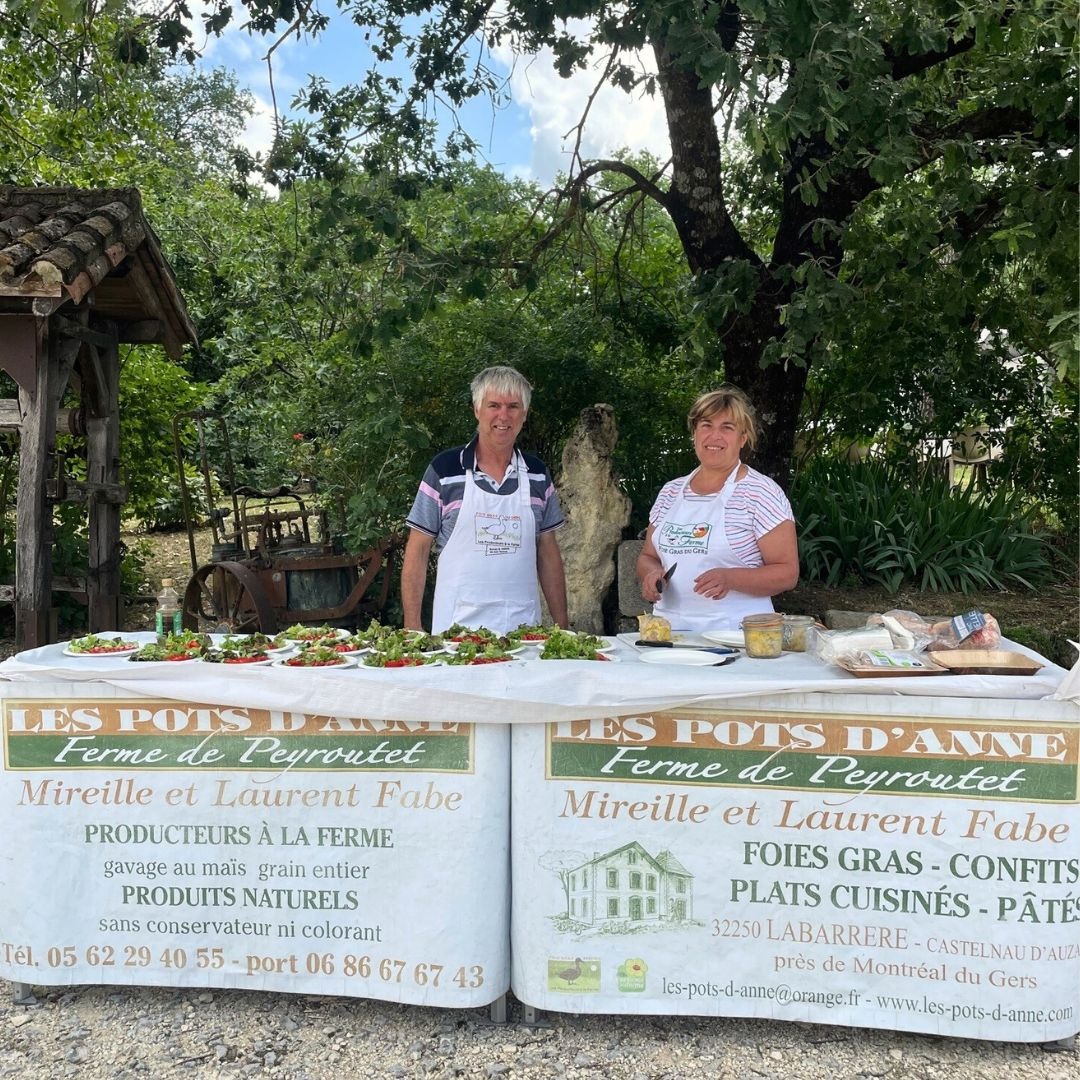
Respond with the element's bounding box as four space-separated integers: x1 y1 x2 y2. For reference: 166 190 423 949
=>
782 614 815 652
741 613 784 658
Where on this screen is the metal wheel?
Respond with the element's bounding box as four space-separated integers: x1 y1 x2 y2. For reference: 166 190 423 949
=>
182 561 277 634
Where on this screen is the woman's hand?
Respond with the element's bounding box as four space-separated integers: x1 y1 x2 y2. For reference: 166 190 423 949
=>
635 527 666 602
640 571 665 604
693 568 733 600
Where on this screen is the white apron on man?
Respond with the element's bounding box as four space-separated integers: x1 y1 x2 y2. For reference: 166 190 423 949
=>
653 465 773 632
431 451 540 634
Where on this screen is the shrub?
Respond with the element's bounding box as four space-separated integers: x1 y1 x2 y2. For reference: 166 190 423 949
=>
791 458 1052 594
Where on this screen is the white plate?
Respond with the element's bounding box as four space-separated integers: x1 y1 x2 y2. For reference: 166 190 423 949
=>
593 636 618 654
273 654 355 669
638 649 737 667
701 630 746 648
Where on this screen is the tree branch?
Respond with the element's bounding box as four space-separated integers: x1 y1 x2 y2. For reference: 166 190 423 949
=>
567 159 675 214
921 105 1037 147
884 7 1015 81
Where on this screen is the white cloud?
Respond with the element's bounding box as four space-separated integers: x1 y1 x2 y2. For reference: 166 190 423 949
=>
182 0 308 157
492 30 670 183
177 5 671 183
239 92 279 162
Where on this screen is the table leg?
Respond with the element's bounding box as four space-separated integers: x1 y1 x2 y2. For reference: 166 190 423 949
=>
488 994 507 1024
11 982 33 1003
1043 1034 1076 1052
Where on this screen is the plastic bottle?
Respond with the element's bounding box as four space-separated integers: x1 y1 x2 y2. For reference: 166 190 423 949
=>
155 578 182 639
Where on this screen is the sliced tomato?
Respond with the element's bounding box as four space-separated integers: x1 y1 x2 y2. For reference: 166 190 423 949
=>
383 658 426 668
469 656 512 664
165 654 198 661
223 655 268 664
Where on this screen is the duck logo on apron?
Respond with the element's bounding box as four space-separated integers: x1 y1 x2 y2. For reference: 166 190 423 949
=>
473 512 523 555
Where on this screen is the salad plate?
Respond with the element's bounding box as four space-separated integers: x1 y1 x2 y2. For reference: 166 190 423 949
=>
507 624 563 646
211 633 293 656
278 625 351 644
539 630 615 661
64 635 141 657
274 649 355 669
443 641 523 656
361 653 442 669
128 650 203 664
204 653 275 667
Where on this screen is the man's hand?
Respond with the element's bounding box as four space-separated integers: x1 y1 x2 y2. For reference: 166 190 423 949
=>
537 530 569 628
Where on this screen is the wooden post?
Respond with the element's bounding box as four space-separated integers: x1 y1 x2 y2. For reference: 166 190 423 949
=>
83 320 122 631
15 321 79 649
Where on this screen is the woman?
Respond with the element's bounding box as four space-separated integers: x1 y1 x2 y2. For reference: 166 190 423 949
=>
636 386 799 631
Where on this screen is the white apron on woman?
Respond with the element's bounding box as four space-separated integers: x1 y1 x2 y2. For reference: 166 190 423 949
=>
653 466 773 632
431 451 540 634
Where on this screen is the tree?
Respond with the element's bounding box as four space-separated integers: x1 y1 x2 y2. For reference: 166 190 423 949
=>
160 0 1075 484
538 850 586 916
10 2 1074 491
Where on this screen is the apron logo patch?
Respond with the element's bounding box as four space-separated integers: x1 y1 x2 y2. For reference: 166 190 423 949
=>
474 512 522 554
659 521 711 552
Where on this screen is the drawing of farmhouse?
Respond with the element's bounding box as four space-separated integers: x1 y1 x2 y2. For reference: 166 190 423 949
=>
563 842 694 926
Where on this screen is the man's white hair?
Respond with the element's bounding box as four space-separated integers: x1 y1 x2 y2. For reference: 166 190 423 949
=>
471 366 532 412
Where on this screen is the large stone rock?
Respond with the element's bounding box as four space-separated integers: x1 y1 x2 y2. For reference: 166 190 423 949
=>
555 405 632 633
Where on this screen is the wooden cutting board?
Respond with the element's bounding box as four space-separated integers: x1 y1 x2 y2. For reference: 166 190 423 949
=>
928 649 1043 676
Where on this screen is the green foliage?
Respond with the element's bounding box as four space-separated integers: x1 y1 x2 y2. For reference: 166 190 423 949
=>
140 464 220 533
791 458 1052 595
287 372 432 554
995 379 1080 561
10 0 1076 488
118 349 207 527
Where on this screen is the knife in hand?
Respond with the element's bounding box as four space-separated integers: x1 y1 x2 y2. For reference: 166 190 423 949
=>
656 562 677 595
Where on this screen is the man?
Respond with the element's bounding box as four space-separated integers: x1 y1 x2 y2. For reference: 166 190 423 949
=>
401 366 569 634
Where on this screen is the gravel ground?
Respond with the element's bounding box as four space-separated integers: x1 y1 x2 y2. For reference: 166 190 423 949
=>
1 981 1076 1079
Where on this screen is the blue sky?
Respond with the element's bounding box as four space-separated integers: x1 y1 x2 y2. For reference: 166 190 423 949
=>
196 7 670 184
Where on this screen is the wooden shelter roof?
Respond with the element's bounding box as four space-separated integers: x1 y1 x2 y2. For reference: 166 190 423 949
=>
0 185 197 359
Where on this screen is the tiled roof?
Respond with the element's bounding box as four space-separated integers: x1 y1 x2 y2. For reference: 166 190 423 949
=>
654 849 692 877
0 185 196 358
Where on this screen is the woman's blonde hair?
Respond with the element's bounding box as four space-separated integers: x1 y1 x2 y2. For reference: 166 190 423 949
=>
687 385 759 451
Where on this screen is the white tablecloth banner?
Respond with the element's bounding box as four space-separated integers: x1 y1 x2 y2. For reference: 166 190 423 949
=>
0 682 508 1006
510 692 1080 1041
0 633 1068 726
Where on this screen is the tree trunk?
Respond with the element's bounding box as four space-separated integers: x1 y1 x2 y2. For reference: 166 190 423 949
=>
652 37 806 488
